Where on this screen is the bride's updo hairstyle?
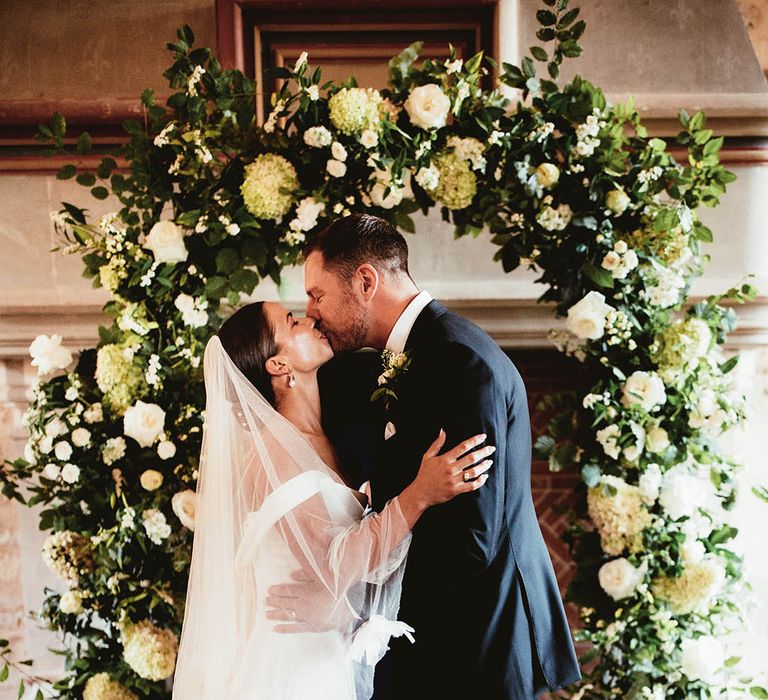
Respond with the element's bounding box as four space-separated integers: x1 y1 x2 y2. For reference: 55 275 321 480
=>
217 302 279 406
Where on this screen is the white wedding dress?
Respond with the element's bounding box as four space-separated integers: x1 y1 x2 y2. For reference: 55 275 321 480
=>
171 337 413 700
229 471 360 699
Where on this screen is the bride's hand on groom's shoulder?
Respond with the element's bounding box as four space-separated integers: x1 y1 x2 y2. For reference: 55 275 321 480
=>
411 430 495 508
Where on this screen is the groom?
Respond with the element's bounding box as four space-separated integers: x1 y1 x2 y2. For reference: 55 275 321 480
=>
286 213 580 698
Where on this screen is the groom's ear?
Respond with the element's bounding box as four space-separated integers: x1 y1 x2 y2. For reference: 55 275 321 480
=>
355 263 379 301
264 355 290 377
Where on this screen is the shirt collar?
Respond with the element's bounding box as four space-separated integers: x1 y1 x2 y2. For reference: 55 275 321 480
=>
385 290 433 354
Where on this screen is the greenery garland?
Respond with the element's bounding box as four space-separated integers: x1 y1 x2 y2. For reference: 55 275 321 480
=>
2 1 766 697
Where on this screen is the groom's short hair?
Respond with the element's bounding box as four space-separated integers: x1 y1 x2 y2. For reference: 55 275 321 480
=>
304 213 410 282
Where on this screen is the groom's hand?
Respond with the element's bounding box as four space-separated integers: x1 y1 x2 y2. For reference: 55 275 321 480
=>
266 569 355 634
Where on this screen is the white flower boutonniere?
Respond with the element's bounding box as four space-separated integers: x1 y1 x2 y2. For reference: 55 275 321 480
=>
370 350 412 410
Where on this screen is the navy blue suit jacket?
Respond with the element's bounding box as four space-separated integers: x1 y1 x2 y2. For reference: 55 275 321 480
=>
321 300 581 699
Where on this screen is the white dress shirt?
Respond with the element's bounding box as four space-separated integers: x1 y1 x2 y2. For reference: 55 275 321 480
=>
384 290 433 354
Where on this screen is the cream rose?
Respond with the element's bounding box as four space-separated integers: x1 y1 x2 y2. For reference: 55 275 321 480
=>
59 589 84 615
71 427 91 448
123 400 166 448
140 469 164 491
326 159 347 178
566 291 613 340
535 163 560 189
606 189 630 215
681 636 724 683
404 83 451 130
29 334 73 376
144 220 188 264
598 558 645 601
157 440 177 460
621 371 667 411
172 490 196 530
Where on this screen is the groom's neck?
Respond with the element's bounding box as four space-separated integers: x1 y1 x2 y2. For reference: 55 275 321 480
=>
367 278 420 349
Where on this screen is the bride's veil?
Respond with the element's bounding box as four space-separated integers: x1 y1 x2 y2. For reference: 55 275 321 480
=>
171 335 412 699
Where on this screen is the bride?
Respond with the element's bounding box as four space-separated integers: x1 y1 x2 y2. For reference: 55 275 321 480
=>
171 301 494 700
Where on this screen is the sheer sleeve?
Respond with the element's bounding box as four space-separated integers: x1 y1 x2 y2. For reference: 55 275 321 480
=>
172 337 412 700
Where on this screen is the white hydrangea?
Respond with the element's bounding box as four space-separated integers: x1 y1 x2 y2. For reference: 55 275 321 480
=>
536 197 572 231
645 265 686 308
446 136 487 173
142 509 172 545
415 164 440 191
303 125 333 148
102 436 127 465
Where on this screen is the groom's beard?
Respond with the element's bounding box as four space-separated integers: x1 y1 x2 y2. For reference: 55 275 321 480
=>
322 296 369 354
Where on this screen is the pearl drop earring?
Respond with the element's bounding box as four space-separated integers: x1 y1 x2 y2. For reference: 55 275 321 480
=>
288 372 296 388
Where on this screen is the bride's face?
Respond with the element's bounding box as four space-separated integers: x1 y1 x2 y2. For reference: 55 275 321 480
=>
263 302 334 373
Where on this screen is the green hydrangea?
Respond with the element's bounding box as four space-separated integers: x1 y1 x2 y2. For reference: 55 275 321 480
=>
651 317 712 384
240 153 299 220
120 619 179 681
428 152 477 210
95 344 147 415
83 672 139 700
328 87 381 135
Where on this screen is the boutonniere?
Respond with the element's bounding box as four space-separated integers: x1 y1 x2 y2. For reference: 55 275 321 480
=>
370 349 412 410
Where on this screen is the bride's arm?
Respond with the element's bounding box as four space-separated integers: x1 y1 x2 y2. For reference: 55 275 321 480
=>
262 433 493 631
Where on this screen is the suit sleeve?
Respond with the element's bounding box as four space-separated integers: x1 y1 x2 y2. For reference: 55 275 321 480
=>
418 342 511 580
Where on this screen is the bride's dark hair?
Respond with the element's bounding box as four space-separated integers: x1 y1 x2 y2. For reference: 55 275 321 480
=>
217 302 279 406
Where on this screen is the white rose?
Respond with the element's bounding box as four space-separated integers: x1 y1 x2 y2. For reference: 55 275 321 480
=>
61 463 80 484
29 334 73 376
680 538 706 564
144 220 188 264
606 189 630 215
645 425 669 454
42 463 60 480
157 440 177 460
360 129 378 148
621 371 666 411
71 428 91 448
598 558 645 601
172 490 196 530
123 400 166 448
566 291 613 340
681 636 724 684
54 441 73 461
38 435 53 454
687 318 712 357
535 163 560 189
45 417 68 438
369 181 404 210
140 469 164 491
326 159 347 178
59 590 84 615
659 465 708 520
404 83 451 130
331 141 347 162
